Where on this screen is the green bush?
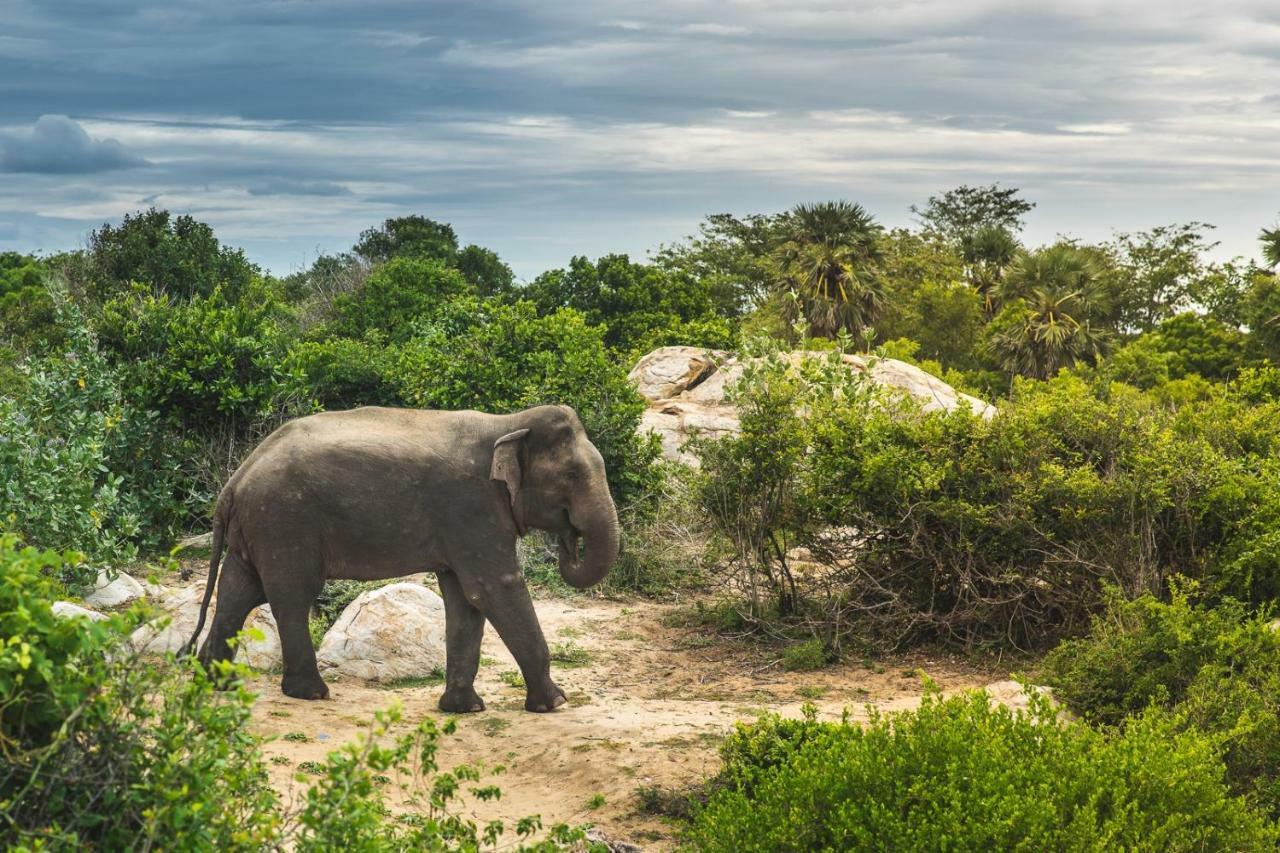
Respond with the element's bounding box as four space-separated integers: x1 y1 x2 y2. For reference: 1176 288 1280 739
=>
0 309 191 563
0 537 588 850
288 336 402 410
1043 588 1280 815
689 690 1277 851
95 281 307 434
329 256 472 343
394 299 660 504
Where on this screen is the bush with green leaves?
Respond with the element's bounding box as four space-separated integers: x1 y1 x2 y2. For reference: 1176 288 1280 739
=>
0 308 191 564
288 335 403 410
688 690 1277 851
394 298 660 504
95 280 308 434
329 256 472 343
0 537 590 850
1042 587 1280 815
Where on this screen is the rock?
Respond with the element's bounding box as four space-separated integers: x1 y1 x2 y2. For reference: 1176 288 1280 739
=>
1269 618 1279 632
317 583 446 682
177 531 214 550
984 680 1064 718
630 346 997 462
83 569 146 609
52 601 108 621
130 583 282 669
627 346 721 399
584 828 643 853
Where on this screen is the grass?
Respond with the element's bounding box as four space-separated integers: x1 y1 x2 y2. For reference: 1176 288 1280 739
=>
270 755 291 766
498 670 525 689
282 731 308 743
586 793 606 810
782 638 829 672
477 717 511 738
795 685 828 699
550 641 591 668
295 761 325 776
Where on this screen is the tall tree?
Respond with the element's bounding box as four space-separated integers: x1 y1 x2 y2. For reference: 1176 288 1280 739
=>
961 224 1020 316
772 201 886 339
987 244 1111 380
912 184 1035 241
654 212 791 318
353 215 458 266
1107 222 1217 334
1260 223 1280 269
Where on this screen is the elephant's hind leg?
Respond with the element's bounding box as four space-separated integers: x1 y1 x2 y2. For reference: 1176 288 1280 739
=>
198 552 267 671
437 570 486 713
262 572 329 700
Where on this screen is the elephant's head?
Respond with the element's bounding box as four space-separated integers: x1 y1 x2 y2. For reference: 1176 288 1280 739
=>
490 405 620 588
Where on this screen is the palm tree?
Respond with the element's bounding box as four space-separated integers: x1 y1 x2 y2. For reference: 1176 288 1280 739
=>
773 201 885 339
961 225 1019 316
1260 224 1280 269
988 244 1111 379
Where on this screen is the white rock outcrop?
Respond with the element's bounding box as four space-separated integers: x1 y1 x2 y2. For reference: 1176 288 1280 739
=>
984 680 1064 718
52 601 108 621
130 583 282 669
83 569 146 609
629 346 997 463
317 583 446 682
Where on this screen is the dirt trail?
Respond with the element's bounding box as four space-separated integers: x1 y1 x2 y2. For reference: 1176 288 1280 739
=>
244 593 1003 849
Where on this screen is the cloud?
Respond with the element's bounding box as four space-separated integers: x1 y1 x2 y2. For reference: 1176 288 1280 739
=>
0 115 146 174
247 178 350 197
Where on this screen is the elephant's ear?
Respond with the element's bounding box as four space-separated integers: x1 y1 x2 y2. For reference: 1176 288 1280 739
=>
490 428 531 536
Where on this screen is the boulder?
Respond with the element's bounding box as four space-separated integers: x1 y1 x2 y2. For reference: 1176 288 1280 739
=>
984 680 1064 718
630 346 996 463
177 531 214 550
130 583 282 669
317 583 446 682
83 569 146 609
52 601 108 621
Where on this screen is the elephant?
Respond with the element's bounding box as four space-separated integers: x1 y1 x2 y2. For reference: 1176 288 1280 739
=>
181 404 620 712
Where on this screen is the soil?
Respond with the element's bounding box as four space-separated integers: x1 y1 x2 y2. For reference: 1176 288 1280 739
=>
240 591 1008 850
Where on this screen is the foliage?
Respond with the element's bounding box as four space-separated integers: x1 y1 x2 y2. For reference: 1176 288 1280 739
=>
524 254 733 355
329 256 472 343
288 335 403 410
911 183 1036 240
1042 588 1280 814
653 212 790 319
0 305 190 563
0 253 62 355
394 299 660 504
1107 222 1218 333
771 201 885 340
0 540 588 849
352 215 514 297
83 207 259 303
780 638 828 672
688 690 1276 851
986 243 1114 379
1106 312 1248 388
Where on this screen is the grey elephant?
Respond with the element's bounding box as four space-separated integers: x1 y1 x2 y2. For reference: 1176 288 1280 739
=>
182 404 619 712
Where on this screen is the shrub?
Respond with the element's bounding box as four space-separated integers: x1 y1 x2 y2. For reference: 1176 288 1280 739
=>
688 690 1277 851
0 307 191 563
289 336 402 410
95 281 307 435
0 538 588 850
329 256 472 343
1042 588 1280 815
780 638 828 672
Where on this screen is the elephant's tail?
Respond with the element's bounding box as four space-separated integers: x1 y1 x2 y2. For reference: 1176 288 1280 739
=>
178 501 227 659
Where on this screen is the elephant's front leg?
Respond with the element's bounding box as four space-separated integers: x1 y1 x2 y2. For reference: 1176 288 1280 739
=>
477 572 566 713
437 570 486 713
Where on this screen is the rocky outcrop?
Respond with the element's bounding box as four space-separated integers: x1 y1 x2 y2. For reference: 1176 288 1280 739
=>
52 601 108 621
984 680 1066 718
316 583 447 682
130 583 282 669
629 346 997 463
83 569 146 609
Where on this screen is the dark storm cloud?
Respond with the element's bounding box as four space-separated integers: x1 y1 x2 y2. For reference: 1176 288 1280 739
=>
0 115 146 174
1 1 1278 275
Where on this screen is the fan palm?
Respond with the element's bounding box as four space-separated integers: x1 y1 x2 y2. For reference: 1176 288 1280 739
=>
990 245 1111 379
961 225 1019 316
773 201 885 339
1260 224 1280 269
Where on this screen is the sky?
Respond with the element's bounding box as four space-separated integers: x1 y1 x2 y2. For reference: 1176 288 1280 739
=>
2 0 1279 282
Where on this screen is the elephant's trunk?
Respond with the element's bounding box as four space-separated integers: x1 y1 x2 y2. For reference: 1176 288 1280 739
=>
560 486 620 589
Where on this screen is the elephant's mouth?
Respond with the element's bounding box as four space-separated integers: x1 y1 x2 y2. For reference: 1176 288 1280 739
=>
557 525 581 569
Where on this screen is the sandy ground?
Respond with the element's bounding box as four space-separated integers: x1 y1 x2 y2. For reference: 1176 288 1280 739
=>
240 592 1006 850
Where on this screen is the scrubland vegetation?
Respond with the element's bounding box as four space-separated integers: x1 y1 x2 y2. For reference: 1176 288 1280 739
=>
5 187 1280 848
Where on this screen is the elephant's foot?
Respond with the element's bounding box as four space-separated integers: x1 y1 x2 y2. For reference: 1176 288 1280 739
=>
439 686 486 713
525 682 567 713
281 673 330 700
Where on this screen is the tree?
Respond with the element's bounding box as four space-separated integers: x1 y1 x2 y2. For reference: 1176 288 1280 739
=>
772 201 886 339
986 244 1112 379
525 254 732 354
330 256 472 343
960 225 1020 316
454 244 514 298
1107 223 1218 333
353 215 458 265
654 212 791 318
1260 223 1280 269
912 184 1035 241
85 208 259 303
